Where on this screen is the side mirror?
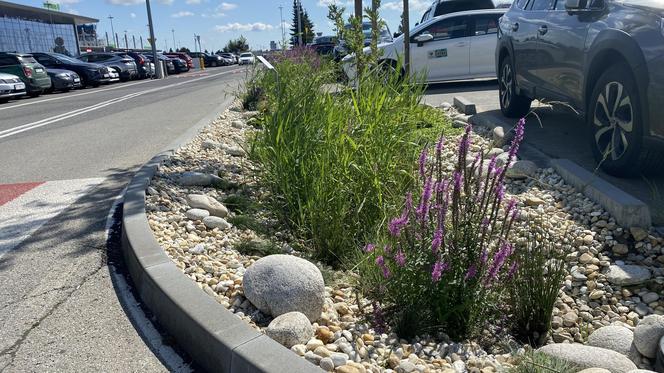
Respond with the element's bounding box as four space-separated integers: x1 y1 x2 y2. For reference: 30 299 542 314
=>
414 33 434 43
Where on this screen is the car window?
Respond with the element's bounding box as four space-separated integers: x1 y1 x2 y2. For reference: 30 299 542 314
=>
529 0 554 10
554 0 567 9
0 56 17 66
473 14 500 35
421 8 432 23
419 16 469 41
516 0 530 8
17 56 38 64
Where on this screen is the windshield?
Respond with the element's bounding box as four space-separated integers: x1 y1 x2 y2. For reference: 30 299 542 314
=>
54 54 82 63
240 53 252 57
345 22 391 39
618 0 664 7
17 56 38 64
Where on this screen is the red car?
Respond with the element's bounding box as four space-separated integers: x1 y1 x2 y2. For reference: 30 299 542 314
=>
165 52 193 69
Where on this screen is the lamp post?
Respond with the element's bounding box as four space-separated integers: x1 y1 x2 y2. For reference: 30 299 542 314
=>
296 0 302 46
146 0 161 78
108 15 116 47
124 30 129 49
278 5 285 47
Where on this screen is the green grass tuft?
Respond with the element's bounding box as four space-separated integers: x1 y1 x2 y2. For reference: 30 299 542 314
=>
510 350 579 373
234 238 282 257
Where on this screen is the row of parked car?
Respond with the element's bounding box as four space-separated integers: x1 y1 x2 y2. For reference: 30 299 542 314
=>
188 51 256 67
0 50 198 103
340 0 664 176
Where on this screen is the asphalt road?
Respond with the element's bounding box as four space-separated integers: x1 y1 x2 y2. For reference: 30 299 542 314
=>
0 65 244 372
423 80 664 226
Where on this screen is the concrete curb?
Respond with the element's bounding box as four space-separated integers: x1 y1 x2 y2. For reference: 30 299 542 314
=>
120 98 323 372
465 101 652 229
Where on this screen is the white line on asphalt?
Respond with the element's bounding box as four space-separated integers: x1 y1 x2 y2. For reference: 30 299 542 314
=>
0 67 239 112
0 69 241 140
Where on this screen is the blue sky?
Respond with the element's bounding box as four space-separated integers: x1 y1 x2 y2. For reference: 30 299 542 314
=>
12 0 432 51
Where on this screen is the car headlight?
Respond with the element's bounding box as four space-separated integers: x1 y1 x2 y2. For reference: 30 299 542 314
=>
57 73 70 77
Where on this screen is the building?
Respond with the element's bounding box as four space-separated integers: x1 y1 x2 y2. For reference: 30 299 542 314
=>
269 41 277 51
0 0 99 56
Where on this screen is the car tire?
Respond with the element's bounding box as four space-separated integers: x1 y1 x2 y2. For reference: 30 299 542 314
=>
0 97 10 104
498 56 531 118
27 91 41 98
587 64 656 177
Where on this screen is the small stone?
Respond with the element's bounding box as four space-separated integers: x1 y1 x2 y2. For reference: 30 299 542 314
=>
306 339 325 351
506 160 538 179
188 243 205 255
633 314 664 358
202 216 231 230
579 253 593 264
492 126 506 147
178 172 222 186
319 357 334 371
563 312 578 326
606 264 651 286
232 120 245 129
330 352 349 367
613 244 629 255
525 196 545 206
641 292 659 304
582 235 594 245
202 139 220 149
590 290 605 300
314 346 332 357
265 311 313 348
185 208 209 221
630 227 649 241
291 344 306 356
399 361 417 373
336 366 360 373
223 145 245 157
186 194 228 217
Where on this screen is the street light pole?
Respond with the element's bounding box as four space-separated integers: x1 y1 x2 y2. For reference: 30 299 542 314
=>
145 0 161 78
124 30 129 49
402 0 410 72
278 5 285 47
296 0 302 46
171 29 176 51
108 15 116 48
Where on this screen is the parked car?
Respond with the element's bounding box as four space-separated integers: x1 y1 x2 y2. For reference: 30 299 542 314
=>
0 52 51 97
496 0 664 176
123 51 154 79
46 68 82 92
419 0 512 23
32 52 116 88
144 54 176 74
165 52 194 69
189 52 224 67
0 72 26 103
333 22 393 61
218 53 237 64
169 56 189 73
311 35 337 56
343 9 506 83
216 53 234 66
77 52 138 81
238 52 256 65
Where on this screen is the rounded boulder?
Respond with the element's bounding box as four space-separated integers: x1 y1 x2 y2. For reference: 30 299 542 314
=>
634 315 664 358
588 325 641 362
265 311 313 348
243 254 324 321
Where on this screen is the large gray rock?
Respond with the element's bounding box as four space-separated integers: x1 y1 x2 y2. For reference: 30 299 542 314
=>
186 194 228 217
265 311 313 348
537 344 637 373
626 370 658 373
634 315 664 358
243 254 324 322
606 264 651 286
506 160 538 179
588 325 641 362
202 216 231 230
185 208 209 221
178 172 222 186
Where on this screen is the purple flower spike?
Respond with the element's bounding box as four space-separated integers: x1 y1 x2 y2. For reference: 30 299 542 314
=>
431 226 443 254
436 136 445 158
480 248 488 264
375 256 384 266
432 261 443 282
364 243 376 253
418 147 428 179
465 264 477 280
384 244 392 254
381 265 391 279
496 183 505 204
488 155 498 175
486 242 514 284
388 215 408 237
416 177 434 222
507 118 526 163
507 261 518 279
453 171 463 194
395 250 406 267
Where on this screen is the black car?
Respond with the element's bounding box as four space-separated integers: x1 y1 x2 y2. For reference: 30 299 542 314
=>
31 52 114 88
311 35 336 56
496 0 664 176
144 54 176 75
121 51 154 79
46 68 82 92
169 56 189 73
77 52 138 81
189 52 224 67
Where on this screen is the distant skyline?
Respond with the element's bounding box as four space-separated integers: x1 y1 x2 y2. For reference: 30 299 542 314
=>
11 0 432 51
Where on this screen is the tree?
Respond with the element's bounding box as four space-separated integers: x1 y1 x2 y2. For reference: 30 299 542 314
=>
178 47 191 53
327 3 346 40
223 36 250 53
290 0 315 46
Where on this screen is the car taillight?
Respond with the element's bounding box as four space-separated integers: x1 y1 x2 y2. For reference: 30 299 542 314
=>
23 66 32 78
139 57 145 65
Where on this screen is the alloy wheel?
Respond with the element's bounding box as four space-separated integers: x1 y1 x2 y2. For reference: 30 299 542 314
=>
499 63 513 109
592 81 634 161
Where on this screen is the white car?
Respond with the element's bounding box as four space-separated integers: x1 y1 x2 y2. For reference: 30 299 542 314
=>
343 9 506 83
0 72 26 103
238 52 256 65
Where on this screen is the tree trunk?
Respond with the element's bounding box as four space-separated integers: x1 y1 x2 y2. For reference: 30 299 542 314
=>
355 0 362 20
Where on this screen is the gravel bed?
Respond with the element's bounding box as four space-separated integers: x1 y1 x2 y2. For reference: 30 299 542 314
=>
145 101 664 373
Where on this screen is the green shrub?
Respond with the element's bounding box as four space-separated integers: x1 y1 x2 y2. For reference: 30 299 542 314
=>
227 215 267 234
223 194 258 213
250 55 452 266
510 350 579 373
235 238 282 257
507 223 567 346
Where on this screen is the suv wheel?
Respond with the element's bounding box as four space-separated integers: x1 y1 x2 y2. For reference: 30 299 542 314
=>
588 64 647 177
498 57 531 118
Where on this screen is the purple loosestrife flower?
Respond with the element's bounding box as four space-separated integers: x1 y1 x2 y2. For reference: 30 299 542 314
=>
375 256 391 279
465 264 477 280
431 260 449 283
488 155 498 175
496 183 505 204
371 301 387 334
453 171 463 195
431 226 443 254
388 215 408 237
507 118 526 163
364 244 376 253
507 261 518 279
395 250 406 267
480 248 488 264
486 242 514 284
375 255 384 266
405 192 413 213
416 177 434 222
459 125 472 156
436 136 445 158
418 147 428 179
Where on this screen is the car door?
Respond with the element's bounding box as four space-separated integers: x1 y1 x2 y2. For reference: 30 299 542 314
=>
534 0 594 105
469 12 502 77
504 0 548 92
410 15 471 81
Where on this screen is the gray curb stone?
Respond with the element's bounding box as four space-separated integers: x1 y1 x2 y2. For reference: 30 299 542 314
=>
121 97 323 372
453 96 477 115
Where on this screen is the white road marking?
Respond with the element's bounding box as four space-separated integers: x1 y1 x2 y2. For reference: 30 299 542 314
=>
0 68 241 140
0 67 237 112
0 178 104 259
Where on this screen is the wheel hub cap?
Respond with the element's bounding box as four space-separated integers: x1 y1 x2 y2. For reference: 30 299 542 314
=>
593 81 634 161
500 63 512 109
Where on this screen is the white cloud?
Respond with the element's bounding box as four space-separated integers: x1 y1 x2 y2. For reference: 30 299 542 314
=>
317 0 353 7
158 0 174 4
106 0 143 5
130 12 137 18
186 0 201 3
172 11 195 17
51 0 80 4
217 2 237 10
215 22 273 32
382 0 430 11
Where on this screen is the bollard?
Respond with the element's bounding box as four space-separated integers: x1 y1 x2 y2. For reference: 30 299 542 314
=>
200 57 205 70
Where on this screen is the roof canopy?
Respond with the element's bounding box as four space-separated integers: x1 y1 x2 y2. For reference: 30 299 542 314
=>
0 0 98 24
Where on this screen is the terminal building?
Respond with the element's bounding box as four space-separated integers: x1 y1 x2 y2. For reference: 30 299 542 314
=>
0 0 99 56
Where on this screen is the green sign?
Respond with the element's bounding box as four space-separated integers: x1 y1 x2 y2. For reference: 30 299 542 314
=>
43 1 60 11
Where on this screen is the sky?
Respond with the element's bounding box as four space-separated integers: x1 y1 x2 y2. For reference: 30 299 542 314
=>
12 0 433 51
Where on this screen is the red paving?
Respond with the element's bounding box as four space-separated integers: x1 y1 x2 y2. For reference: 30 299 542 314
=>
0 182 44 207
